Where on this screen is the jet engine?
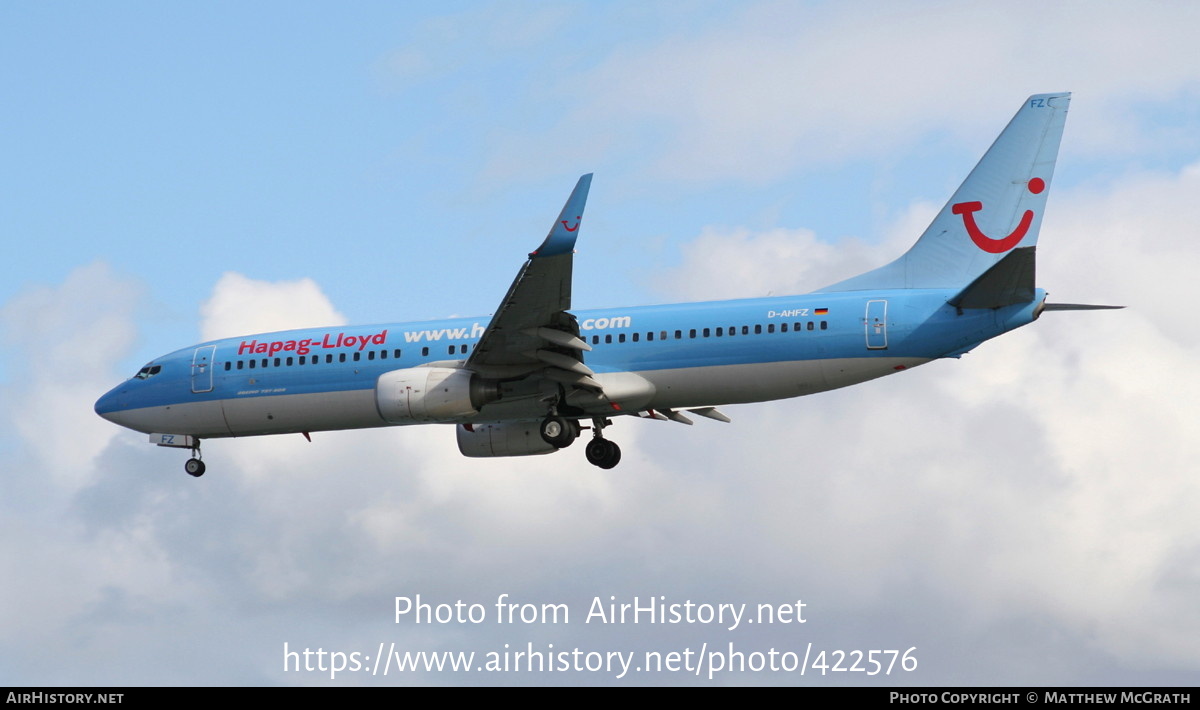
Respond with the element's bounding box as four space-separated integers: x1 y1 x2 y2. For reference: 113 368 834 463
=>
375 367 497 423
456 421 558 457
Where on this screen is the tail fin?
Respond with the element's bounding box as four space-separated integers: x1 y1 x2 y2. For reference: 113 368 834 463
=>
818 93 1071 293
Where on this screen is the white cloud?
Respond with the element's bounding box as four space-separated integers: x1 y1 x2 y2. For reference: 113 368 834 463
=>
199 272 348 343
655 200 936 300
0 262 141 486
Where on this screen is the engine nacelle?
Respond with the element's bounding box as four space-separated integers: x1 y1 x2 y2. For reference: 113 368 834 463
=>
456 421 558 458
375 367 495 423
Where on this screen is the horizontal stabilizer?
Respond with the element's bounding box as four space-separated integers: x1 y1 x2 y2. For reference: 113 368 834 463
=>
1040 303 1125 311
949 247 1036 309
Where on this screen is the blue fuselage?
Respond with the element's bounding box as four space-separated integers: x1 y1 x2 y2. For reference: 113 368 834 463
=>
95 289 1044 439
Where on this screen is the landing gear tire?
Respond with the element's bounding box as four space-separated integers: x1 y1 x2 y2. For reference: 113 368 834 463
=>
540 416 578 449
585 438 621 469
184 458 206 477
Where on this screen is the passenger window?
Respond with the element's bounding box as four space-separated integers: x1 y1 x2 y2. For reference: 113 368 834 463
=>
224 362 231 371
703 328 710 337
368 351 375 360
394 349 402 359
237 361 244 370
380 350 387 359
261 359 268 368
299 356 306 365
286 357 293 366
592 335 600 345
767 324 775 333
689 329 696 339
326 354 334 364
820 321 828 330
249 360 256 369
675 330 682 340
605 335 612 344
754 325 762 334
647 331 654 341
807 322 815 331
353 352 361 361
274 358 281 367
742 326 749 335
781 323 789 333
619 333 626 343
632 333 639 342
340 353 347 362
421 347 429 357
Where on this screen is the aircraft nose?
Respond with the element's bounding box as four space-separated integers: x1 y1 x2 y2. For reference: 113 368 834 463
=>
94 384 129 424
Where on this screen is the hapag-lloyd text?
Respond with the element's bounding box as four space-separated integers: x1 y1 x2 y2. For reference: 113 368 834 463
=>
238 329 389 357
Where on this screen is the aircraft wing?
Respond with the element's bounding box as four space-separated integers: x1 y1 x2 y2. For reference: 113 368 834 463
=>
465 174 599 388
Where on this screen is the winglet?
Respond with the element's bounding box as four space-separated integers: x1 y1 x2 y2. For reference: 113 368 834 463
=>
529 173 593 258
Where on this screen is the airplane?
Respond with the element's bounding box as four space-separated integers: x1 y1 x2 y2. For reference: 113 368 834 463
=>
95 92 1118 476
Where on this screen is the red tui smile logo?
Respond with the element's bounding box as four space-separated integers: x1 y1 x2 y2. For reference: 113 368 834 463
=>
952 178 1045 253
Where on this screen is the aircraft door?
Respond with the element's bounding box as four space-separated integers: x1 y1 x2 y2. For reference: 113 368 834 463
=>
865 300 888 350
191 345 217 393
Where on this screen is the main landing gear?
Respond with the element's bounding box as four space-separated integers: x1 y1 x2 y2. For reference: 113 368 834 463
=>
539 415 579 449
539 414 621 469
585 436 621 469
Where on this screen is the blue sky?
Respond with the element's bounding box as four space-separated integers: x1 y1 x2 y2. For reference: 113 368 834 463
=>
3 1 1200 686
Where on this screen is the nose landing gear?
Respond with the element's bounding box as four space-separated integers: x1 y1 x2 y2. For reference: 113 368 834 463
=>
184 457 206 477
184 441 205 477
149 434 207 477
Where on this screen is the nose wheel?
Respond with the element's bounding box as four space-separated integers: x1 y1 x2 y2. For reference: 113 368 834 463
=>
184 442 205 477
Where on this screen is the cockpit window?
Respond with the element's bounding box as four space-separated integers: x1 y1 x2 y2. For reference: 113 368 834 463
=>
133 364 162 380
